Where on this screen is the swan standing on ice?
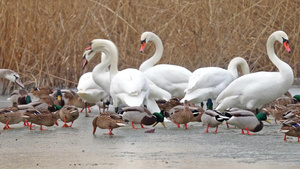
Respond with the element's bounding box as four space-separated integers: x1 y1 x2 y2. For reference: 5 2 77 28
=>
181 57 249 106
83 39 150 108
139 32 192 98
216 31 293 112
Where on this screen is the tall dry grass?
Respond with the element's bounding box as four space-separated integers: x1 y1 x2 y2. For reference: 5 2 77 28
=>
0 0 299 94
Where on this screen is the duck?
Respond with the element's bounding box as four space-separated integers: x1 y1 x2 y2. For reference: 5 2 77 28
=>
279 117 300 142
30 86 53 98
7 89 32 106
0 103 29 130
168 100 194 129
156 97 183 114
23 108 58 130
92 112 125 135
224 110 271 135
216 31 293 112
181 57 249 106
121 106 166 129
0 69 25 89
83 39 150 108
139 32 192 98
57 105 79 127
201 109 228 133
59 89 95 117
262 105 286 124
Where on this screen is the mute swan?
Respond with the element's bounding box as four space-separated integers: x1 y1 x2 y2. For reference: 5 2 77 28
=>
82 51 111 95
76 72 109 108
83 39 150 108
83 41 169 113
181 57 249 105
139 32 192 97
216 31 293 112
0 69 25 89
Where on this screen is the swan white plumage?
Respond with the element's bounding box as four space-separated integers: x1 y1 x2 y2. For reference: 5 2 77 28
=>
82 47 111 95
83 39 150 108
139 32 192 97
181 57 249 104
77 72 109 104
0 69 25 89
216 31 293 112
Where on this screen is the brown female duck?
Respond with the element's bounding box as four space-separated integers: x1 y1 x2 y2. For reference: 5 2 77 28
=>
57 105 79 127
0 103 28 130
169 100 193 129
279 117 300 142
92 112 125 135
24 108 58 130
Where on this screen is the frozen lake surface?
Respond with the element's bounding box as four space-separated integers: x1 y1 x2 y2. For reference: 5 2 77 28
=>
0 87 299 168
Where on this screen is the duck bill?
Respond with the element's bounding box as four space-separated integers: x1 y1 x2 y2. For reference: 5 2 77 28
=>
283 41 291 53
152 121 158 127
161 122 166 128
15 78 25 89
57 95 62 101
265 119 271 124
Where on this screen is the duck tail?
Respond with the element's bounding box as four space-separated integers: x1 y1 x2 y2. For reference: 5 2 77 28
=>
116 123 126 127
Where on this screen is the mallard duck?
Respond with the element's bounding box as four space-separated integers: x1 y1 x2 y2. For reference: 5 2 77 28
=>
121 106 166 129
7 89 32 105
24 109 58 130
262 104 288 124
0 103 29 130
0 69 25 88
156 97 182 114
224 110 271 135
92 112 125 135
169 100 193 129
57 105 79 127
279 117 300 142
59 89 95 117
201 109 227 133
30 86 53 98
38 89 65 112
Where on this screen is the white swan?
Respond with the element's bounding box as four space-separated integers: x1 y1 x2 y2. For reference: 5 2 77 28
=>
82 48 111 95
139 32 192 97
83 39 150 108
181 57 249 104
77 72 109 104
216 31 293 112
0 69 25 88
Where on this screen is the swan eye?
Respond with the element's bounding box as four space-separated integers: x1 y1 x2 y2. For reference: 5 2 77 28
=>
282 37 289 43
141 39 146 44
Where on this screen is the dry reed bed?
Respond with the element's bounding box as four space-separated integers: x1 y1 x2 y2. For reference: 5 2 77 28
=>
0 0 299 94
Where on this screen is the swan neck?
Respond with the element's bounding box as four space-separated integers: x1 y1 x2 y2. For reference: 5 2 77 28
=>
266 34 294 84
227 58 250 78
139 34 163 72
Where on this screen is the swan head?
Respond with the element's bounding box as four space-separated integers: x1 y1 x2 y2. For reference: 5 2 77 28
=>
4 70 25 89
140 31 156 52
273 31 291 53
82 39 113 69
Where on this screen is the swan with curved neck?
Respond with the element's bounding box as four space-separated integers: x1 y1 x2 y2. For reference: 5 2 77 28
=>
0 69 25 89
181 57 250 104
83 39 150 108
139 32 192 97
216 31 293 112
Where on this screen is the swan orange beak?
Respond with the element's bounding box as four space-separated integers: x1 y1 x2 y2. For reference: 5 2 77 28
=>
82 59 88 69
86 46 92 50
140 41 146 52
15 78 25 89
283 41 291 53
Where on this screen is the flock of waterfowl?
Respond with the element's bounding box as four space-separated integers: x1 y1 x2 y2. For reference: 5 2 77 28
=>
0 30 299 142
